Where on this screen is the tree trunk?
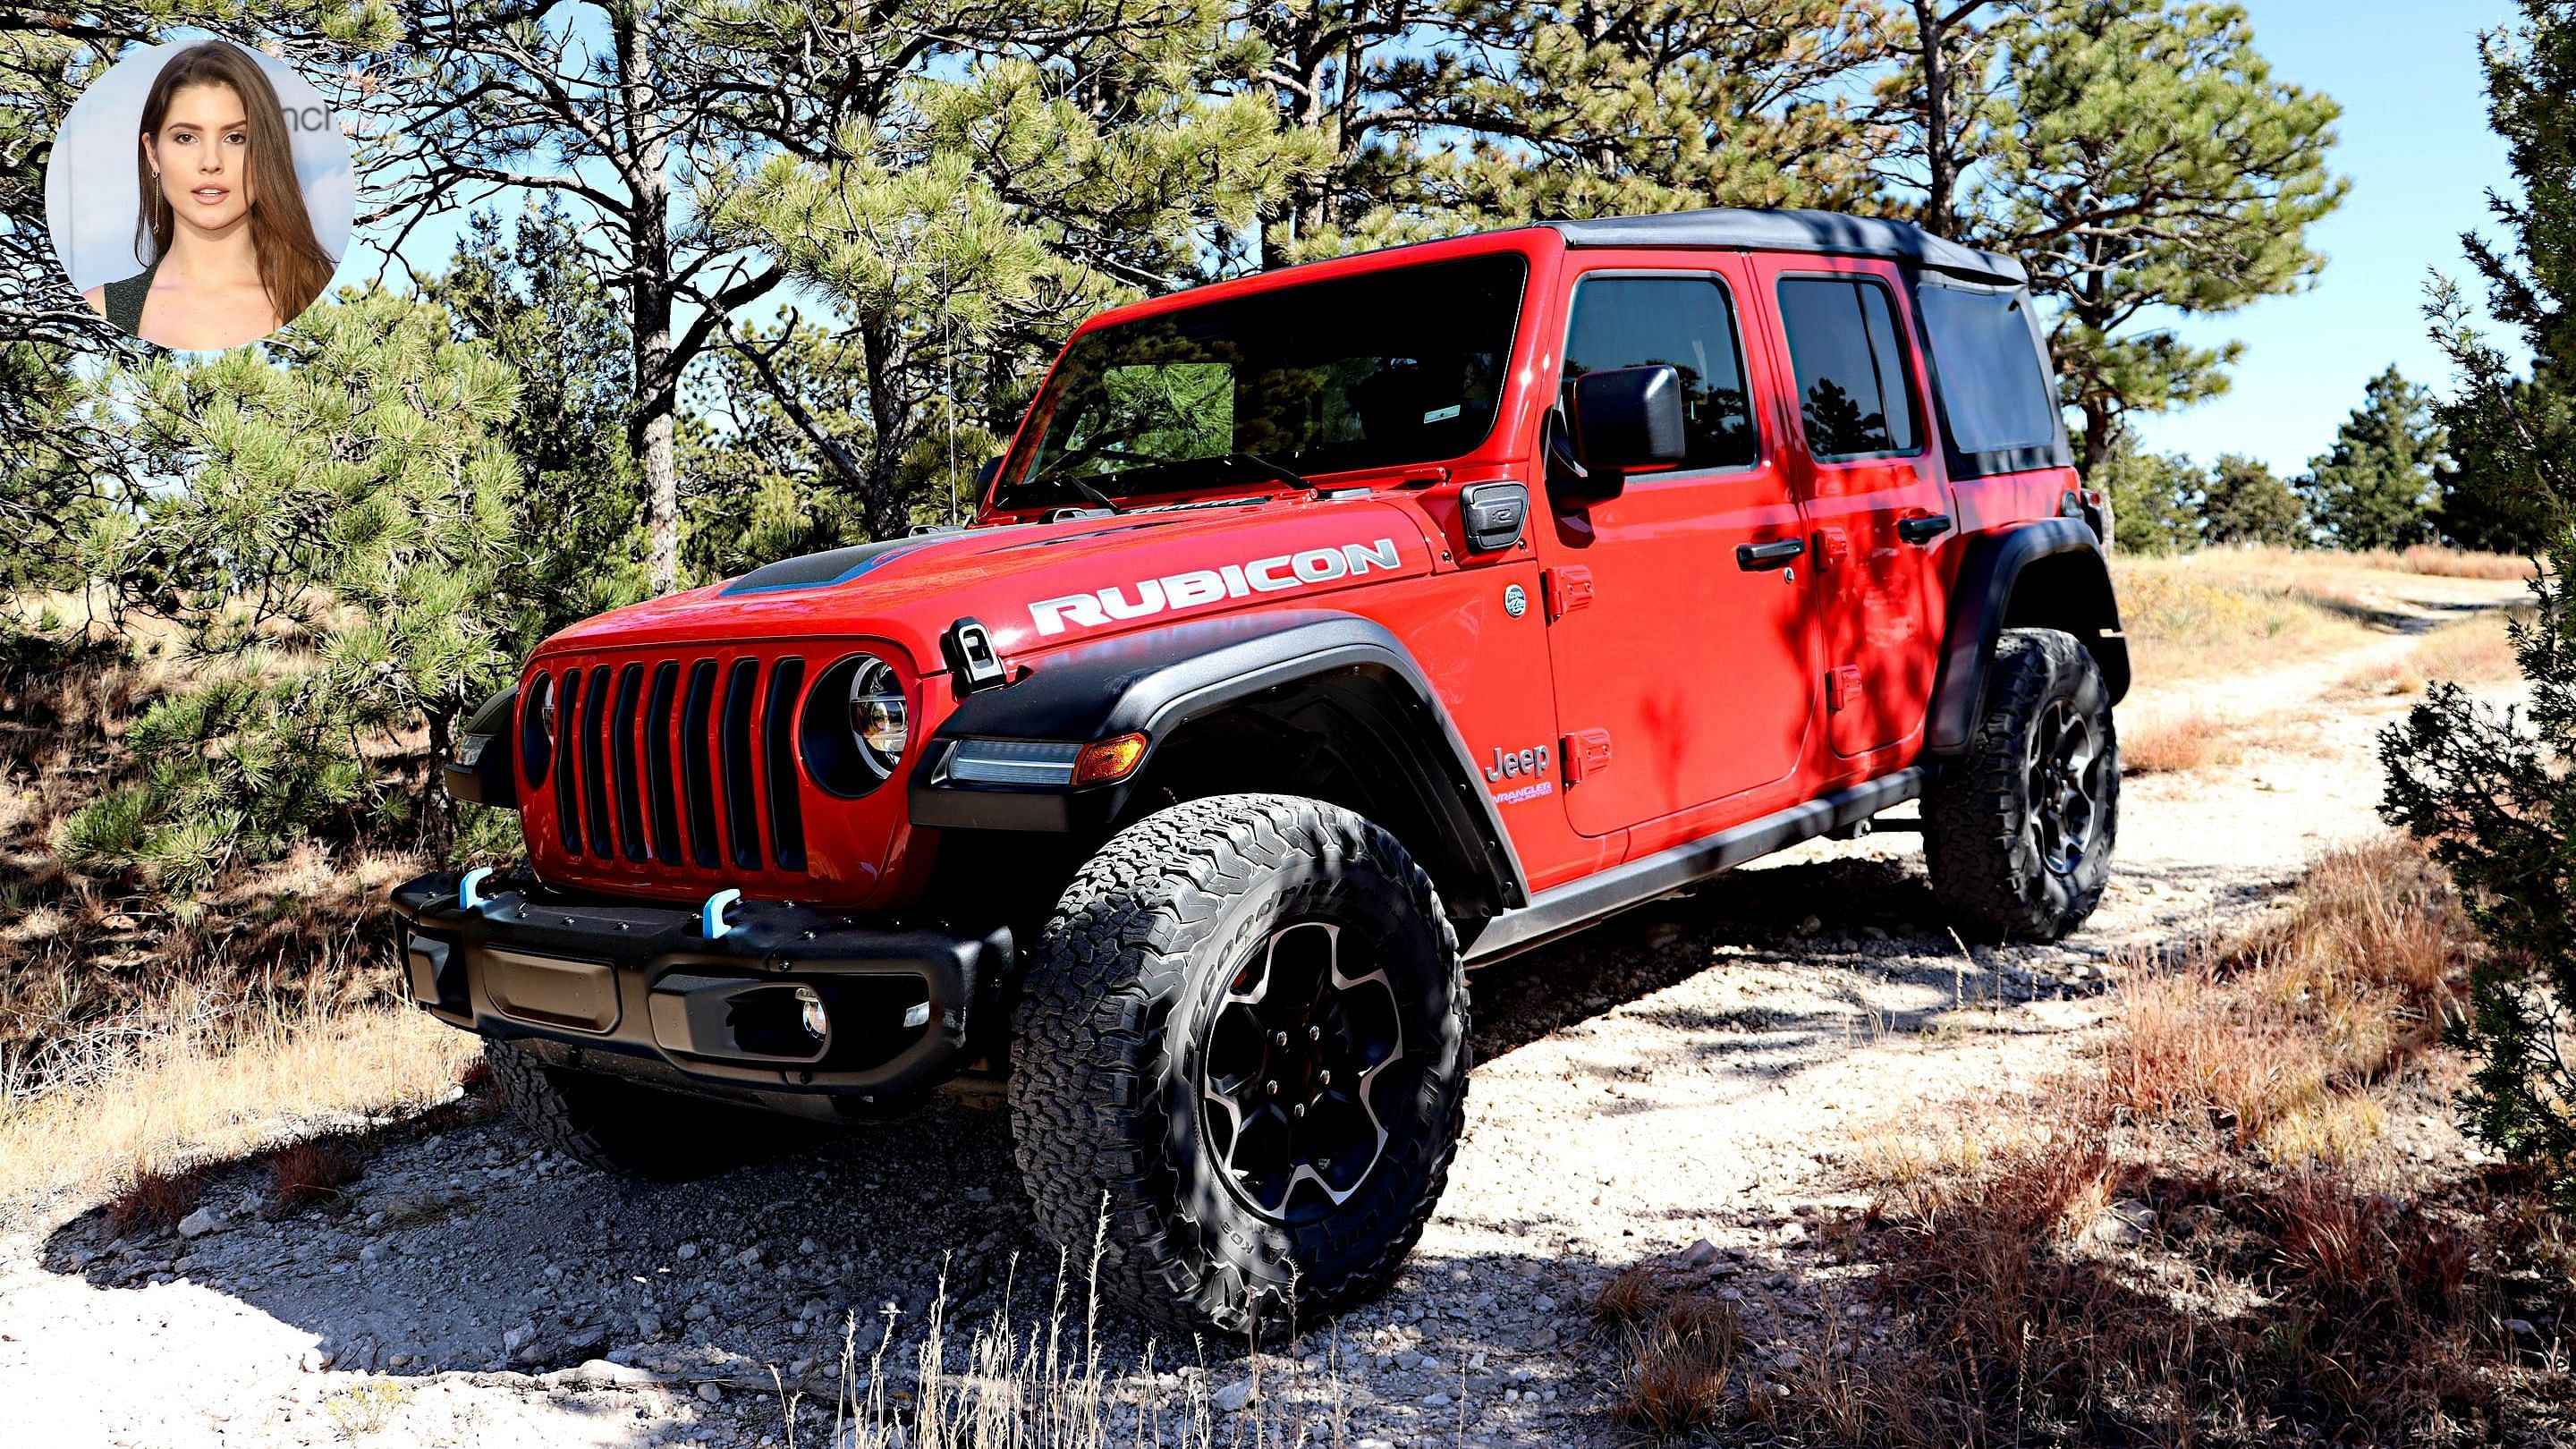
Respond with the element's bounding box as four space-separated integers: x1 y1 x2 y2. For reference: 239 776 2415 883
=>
2080 396 2114 477
619 3 681 596
1915 1 1953 237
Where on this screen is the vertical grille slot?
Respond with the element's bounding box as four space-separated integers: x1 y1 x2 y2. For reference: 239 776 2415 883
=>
610 663 648 861
582 664 614 856
763 657 808 872
645 662 682 866
681 660 721 869
718 658 762 870
551 669 582 856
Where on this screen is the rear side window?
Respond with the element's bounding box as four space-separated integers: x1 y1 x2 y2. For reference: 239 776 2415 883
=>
1563 275 1757 470
1776 277 1919 462
1916 283 2061 459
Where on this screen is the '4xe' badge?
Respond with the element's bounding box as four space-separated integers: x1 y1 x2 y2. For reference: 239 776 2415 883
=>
1027 538 1404 637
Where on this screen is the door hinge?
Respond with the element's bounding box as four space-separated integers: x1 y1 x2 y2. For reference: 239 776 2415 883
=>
1562 728 1613 783
1826 665 1863 713
1813 526 1851 572
1542 566 1595 621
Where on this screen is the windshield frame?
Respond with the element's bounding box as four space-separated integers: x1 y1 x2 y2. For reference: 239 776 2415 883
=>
987 243 1538 516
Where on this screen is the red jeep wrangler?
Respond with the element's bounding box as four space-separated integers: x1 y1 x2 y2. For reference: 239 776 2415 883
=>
394 208 2125 1333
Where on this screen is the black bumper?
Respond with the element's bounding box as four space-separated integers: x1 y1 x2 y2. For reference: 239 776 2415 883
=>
391 871 1011 1103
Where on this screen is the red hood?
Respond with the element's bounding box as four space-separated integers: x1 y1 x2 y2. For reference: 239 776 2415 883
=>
538 496 1443 676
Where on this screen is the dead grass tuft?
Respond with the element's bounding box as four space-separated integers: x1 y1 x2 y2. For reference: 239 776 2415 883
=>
266 1133 367 1213
1610 1292 1743 1433
105 1163 205 1237
2121 710 2241 775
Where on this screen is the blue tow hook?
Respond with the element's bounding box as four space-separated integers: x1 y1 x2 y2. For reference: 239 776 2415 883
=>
458 866 494 911
701 888 742 940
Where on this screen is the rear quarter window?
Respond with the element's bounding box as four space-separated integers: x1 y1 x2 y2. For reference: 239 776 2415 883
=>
1915 283 2067 472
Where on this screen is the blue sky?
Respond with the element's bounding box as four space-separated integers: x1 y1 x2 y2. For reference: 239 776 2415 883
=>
2128 0 2524 475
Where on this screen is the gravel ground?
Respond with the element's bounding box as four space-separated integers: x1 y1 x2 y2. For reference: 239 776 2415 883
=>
0 588 2530 1448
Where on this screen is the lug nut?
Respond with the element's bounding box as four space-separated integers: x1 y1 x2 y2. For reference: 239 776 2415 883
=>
1274 1030 1288 1047
1266 1080 1279 1096
1292 1103 1306 1119
1308 1025 1320 1041
1318 1069 1332 1086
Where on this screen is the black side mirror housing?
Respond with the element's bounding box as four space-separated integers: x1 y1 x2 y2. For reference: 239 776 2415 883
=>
1565 365 1686 488
973 456 1004 492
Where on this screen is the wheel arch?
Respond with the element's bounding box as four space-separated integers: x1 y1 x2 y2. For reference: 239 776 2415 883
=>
910 610 1529 922
1927 517 2130 756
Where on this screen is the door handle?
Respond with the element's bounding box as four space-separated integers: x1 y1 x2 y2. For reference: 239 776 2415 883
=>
1736 538 1806 571
1897 513 1955 545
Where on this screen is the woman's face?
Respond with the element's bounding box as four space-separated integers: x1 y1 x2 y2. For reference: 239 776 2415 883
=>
145 82 254 233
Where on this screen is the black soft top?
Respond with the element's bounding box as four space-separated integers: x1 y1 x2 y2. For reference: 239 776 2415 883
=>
1545 208 2025 285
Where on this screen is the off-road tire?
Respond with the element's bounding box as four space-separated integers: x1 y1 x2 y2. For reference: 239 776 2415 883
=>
483 1038 782 1181
1008 793 1470 1335
1924 627 2119 942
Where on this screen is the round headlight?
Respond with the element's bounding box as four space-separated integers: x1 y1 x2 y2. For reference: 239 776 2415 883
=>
849 656 908 776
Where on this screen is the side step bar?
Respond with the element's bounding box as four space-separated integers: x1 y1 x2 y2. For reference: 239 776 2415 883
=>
1462 768 1928 968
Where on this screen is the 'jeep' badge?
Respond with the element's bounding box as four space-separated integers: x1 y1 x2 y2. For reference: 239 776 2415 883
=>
1486 742 1553 783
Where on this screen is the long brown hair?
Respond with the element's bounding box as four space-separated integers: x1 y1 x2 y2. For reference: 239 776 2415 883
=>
131 40 335 325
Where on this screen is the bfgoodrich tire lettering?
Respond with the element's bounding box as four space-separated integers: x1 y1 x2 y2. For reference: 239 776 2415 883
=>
1007 793 1470 1335
1924 627 2119 942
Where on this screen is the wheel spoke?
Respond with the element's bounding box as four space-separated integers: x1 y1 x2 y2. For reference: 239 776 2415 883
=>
1200 920 1404 1220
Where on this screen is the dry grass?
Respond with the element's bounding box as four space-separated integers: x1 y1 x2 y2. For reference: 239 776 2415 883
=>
2120 709 2242 775
0 1006 475 1209
2341 610 2530 699
1604 838 2571 1447
2395 545 2542 580
104 1163 206 1237
2113 547 2536 687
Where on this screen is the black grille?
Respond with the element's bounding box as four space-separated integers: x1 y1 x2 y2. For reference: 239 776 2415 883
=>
545 653 809 873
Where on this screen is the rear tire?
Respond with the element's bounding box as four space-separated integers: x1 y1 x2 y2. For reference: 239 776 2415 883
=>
1008 794 1470 1335
483 1038 784 1181
1924 627 2119 942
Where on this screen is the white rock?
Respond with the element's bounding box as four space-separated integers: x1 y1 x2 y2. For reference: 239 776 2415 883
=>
1209 1377 1255 1413
1422 1391 1452 1408
676 1242 699 1260
177 1208 219 1239
697 1381 724 1403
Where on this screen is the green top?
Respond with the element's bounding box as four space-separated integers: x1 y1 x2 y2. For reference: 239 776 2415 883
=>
102 262 157 337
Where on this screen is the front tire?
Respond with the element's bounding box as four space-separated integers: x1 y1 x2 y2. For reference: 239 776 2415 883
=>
1924 627 2119 942
1008 794 1470 1335
484 1038 784 1181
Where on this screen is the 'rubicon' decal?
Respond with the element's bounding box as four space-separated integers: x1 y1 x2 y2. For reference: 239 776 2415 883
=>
1028 538 1404 637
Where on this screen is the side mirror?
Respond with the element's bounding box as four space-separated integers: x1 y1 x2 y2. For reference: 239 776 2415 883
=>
973 455 1004 492
1566 365 1686 487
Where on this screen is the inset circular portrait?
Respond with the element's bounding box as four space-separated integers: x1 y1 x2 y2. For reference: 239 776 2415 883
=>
45 37 353 351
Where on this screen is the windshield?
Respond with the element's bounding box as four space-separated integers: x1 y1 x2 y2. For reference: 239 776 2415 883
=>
995 252 1528 511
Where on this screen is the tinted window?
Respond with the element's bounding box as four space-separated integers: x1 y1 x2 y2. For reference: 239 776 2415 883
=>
1563 275 1756 470
1777 277 1920 461
1917 283 2060 456
1000 254 1526 508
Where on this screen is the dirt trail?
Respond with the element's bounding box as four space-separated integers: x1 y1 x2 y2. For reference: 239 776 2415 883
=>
0 580 2531 1448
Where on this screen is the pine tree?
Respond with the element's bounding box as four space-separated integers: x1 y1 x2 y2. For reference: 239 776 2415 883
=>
1965 0 2346 475
2091 436 2202 555
2301 366 2446 550
704 7 1324 538
2380 0 2576 1205
2199 453 2308 547
62 292 526 892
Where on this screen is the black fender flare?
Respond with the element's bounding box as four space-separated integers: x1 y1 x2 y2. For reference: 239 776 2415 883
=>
1927 518 2130 756
907 610 1529 918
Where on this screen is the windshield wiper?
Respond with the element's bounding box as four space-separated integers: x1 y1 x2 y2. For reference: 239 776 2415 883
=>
1227 452 1310 492
1021 465 1124 515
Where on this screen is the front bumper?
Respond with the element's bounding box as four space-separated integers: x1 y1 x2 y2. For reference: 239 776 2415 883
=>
391 870 1011 1105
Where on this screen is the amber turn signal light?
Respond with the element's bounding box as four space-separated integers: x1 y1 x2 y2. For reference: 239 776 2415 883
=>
1073 733 1149 785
